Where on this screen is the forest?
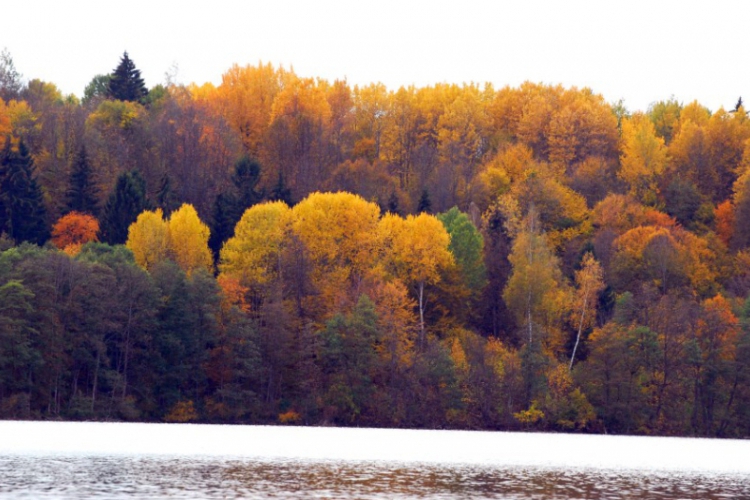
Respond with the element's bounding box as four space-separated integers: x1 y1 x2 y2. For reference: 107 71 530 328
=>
1 50 750 437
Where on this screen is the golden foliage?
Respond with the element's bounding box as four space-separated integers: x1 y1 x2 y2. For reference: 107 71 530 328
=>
164 400 198 423
220 201 292 288
167 204 213 276
126 209 169 271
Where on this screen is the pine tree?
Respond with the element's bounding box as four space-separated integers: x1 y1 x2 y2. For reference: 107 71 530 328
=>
232 156 264 210
386 190 401 215
156 173 178 216
0 139 49 244
100 170 149 244
207 157 266 262
66 145 99 216
268 172 293 205
417 189 432 214
208 192 238 261
107 52 148 103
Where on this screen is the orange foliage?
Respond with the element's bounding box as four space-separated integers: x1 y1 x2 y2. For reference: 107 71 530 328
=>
217 274 250 314
715 200 735 247
593 194 647 234
51 212 99 252
643 209 679 229
697 295 740 361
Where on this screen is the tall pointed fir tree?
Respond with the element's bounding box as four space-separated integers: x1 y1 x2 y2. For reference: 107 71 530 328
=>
268 171 293 205
208 192 237 262
417 189 432 214
156 172 179 216
208 156 266 261
65 145 99 216
232 156 264 210
0 139 49 244
107 52 148 103
100 170 149 244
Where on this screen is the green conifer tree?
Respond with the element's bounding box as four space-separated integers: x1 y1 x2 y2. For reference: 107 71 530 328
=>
232 156 264 210
0 139 49 245
66 145 99 216
208 192 238 261
107 52 148 103
268 172 293 206
156 172 178 216
100 170 149 244
417 189 432 213
386 190 401 215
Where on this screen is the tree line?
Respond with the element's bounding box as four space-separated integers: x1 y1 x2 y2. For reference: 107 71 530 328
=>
1 51 750 436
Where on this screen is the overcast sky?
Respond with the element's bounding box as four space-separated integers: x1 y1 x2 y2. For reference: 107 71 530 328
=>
3 0 747 112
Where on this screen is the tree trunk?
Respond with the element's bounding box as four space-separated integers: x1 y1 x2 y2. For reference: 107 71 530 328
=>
569 284 589 371
418 281 425 349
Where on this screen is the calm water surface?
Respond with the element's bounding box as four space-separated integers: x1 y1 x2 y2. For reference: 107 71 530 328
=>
1 422 748 499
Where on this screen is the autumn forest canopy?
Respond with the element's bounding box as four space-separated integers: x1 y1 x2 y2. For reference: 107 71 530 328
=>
2 50 750 437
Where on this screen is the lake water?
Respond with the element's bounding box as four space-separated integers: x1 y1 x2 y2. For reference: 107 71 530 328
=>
1 421 749 499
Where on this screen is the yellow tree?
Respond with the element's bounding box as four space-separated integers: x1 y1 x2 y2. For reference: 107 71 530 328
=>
167 204 213 275
569 253 605 370
379 212 454 345
126 209 169 271
219 201 292 289
291 192 382 312
619 113 668 205
0 98 10 137
503 209 569 348
213 63 284 156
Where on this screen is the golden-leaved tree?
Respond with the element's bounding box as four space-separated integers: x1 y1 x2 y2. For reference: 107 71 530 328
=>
379 212 454 345
219 200 292 290
167 204 213 276
619 113 668 205
291 191 382 315
503 209 569 349
126 208 169 271
126 204 212 275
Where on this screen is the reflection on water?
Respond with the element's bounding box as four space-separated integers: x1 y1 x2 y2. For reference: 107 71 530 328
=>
1 455 748 499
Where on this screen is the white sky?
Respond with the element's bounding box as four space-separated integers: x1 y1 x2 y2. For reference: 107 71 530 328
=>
3 0 747 112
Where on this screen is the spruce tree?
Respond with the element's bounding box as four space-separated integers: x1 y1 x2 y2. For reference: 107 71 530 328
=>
417 189 432 214
208 156 266 262
66 145 99 216
0 139 49 244
156 172 178 216
100 170 149 244
386 190 401 215
107 52 148 103
232 156 264 210
208 192 238 261
268 172 293 206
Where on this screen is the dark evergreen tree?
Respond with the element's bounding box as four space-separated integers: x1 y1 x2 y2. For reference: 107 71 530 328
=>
156 173 178 216
207 157 265 262
208 192 238 261
107 52 148 103
232 156 264 210
386 190 401 215
0 139 49 245
100 170 149 245
268 172 293 205
65 145 99 216
417 189 432 213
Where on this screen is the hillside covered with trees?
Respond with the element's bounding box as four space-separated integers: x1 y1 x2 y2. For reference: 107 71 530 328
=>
1 51 750 437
